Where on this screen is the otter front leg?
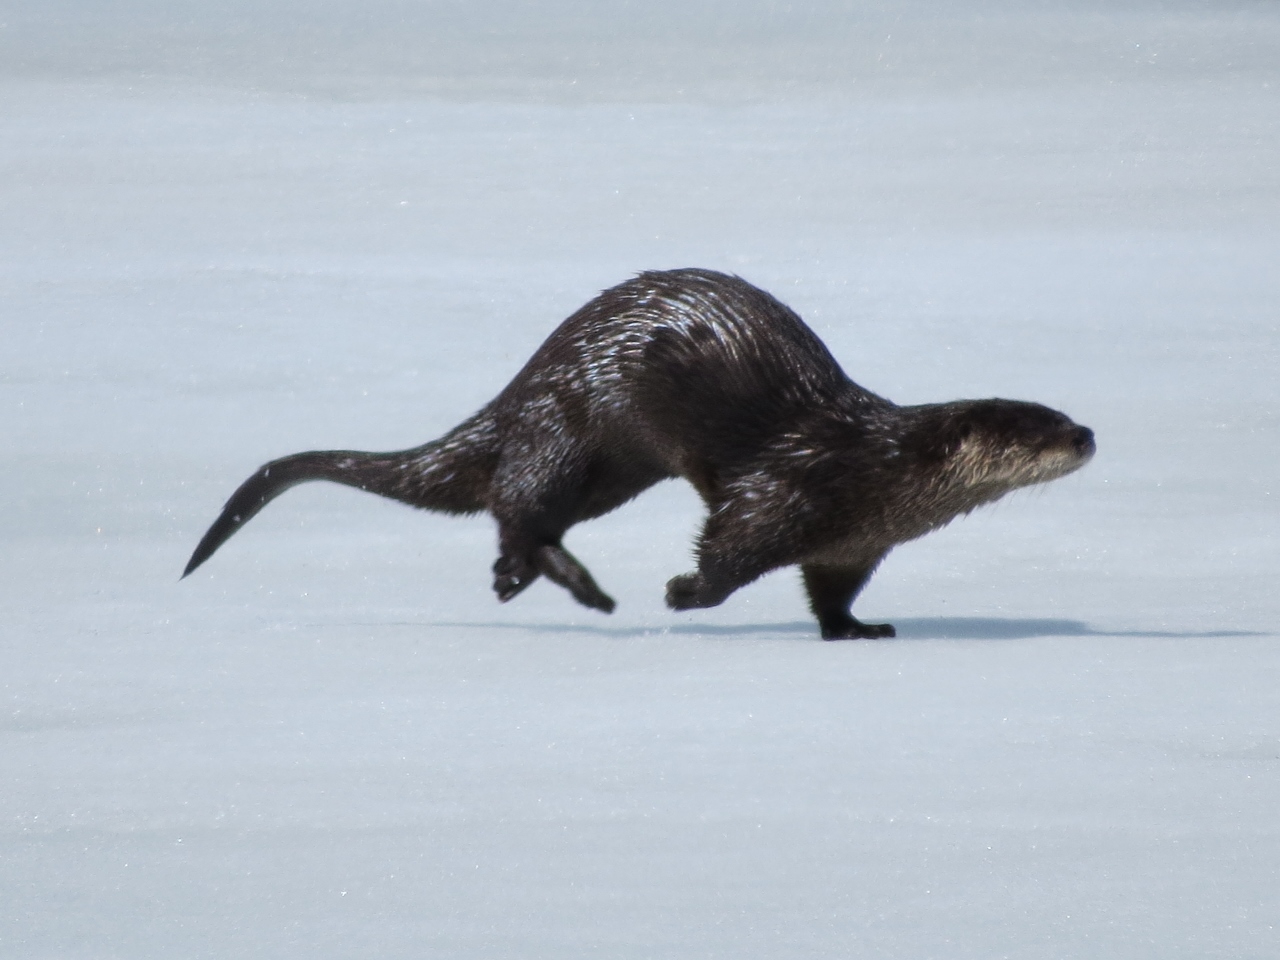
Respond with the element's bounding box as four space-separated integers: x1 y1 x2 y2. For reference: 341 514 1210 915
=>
665 506 790 612
801 563 895 640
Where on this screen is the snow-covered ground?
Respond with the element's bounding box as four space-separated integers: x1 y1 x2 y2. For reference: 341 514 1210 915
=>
3 2 1278 956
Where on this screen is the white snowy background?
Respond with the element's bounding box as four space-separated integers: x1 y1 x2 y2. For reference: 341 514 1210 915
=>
3 1 1278 956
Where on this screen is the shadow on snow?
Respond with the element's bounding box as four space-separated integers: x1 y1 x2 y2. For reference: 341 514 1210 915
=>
420 617 1264 641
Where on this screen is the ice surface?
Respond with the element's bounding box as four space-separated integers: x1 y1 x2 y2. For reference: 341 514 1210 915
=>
3 2 1279 957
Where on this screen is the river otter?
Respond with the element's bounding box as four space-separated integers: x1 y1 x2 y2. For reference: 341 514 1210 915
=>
184 269 1094 639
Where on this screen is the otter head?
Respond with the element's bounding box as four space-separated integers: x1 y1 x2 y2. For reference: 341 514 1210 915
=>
931 399 1095 496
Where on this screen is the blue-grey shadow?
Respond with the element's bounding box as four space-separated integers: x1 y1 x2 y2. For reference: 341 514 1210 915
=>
428 617 1264 641
892 618 1262 640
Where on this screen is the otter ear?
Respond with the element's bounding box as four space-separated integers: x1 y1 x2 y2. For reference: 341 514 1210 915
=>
947 418 975 457
921 415 973 462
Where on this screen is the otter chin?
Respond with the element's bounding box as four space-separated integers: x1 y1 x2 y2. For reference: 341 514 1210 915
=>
185 269 1094 640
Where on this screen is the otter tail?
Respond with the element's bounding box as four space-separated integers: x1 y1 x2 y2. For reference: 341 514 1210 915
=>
182 411 500 578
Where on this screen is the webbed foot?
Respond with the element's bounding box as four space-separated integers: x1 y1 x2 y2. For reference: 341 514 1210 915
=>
819 618 896 640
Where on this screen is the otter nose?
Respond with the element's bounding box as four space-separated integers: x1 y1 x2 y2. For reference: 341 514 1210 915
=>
1072 426 1096 457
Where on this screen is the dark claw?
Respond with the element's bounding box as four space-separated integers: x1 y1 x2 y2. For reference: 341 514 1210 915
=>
494 575 526 602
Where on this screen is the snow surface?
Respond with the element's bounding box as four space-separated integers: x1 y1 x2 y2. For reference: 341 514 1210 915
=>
3 2 1279 957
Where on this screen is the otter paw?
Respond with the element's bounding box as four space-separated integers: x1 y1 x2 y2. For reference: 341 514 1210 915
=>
665 573 725 610
665 574 700 610
820 619 897 640
492 555 537 603
576 587 617 614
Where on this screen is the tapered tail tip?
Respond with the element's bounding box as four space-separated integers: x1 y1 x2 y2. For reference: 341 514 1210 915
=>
181 538 218 579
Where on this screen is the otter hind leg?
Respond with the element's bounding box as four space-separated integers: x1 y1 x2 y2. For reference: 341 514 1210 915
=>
801 562 894 640
489 456 621 613
535 544 615 612
491 540 615 612
488 442 667 612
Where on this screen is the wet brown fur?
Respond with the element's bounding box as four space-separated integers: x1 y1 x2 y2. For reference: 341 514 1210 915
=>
184 269 1095 639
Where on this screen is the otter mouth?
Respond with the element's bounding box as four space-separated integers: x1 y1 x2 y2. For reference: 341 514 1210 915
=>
1071 425 1097 461
1058 424 1096 469
1031 424 1095 482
